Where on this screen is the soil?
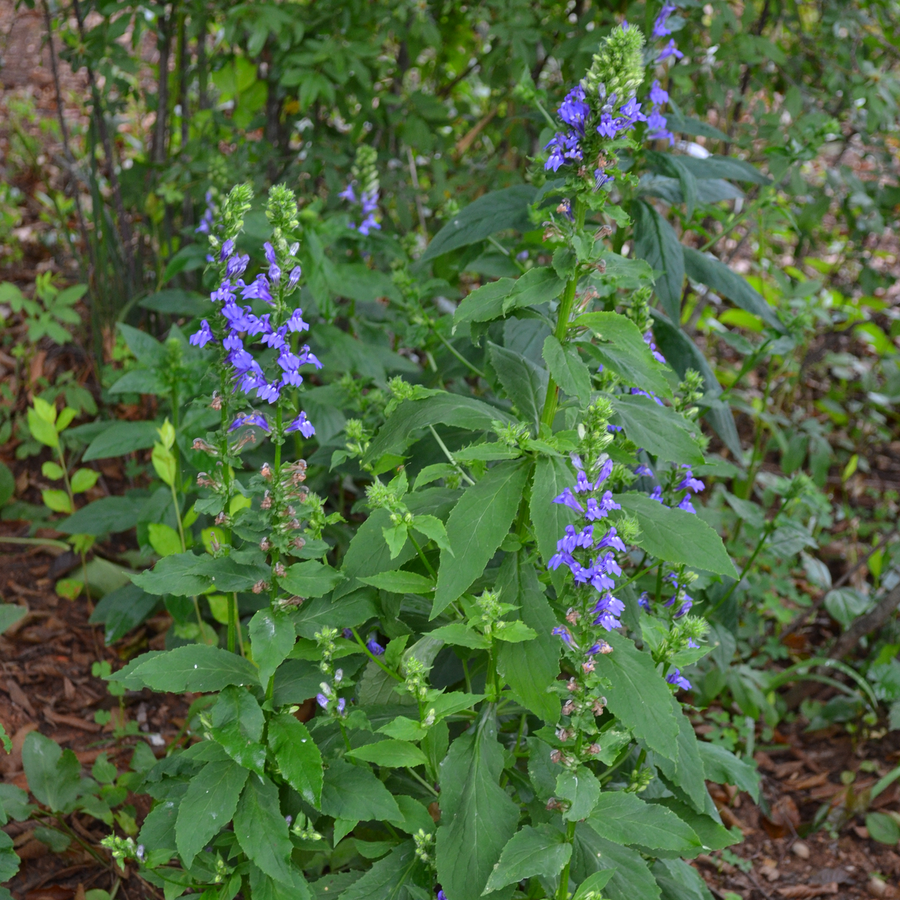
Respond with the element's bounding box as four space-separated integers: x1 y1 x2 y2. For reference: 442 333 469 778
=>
2 3 900 900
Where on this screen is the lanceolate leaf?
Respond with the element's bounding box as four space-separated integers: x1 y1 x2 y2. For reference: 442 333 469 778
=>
487 343 548 431
422 185 537 262
175 758 248 865
495 554 561 724
542 335 592 403
682 246 784 332
435 711 519 900
267 713 323 808
610 395 703 465
696 742 760 801
632 199 685 323
21 733 81 814
320 758 402 823
110 645 259 692
587 792 702 853
249 608 297 689
614 493 737 577
571 826 661 900
484 825 572 892
530 455 578 595
234 774 295 885
210 686 267 775
433 460 530 617
365 395 514 465
592 632 679 759
336 841 427 900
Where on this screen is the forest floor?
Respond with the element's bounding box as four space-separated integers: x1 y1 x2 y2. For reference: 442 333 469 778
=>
2 3 900 900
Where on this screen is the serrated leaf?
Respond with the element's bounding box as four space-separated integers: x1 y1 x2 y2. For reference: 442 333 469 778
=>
436 712 519 900
615 493 736 576
610 395 703 464
572 825 661 900
234 774 295 884
347 740 428 768
653 702 709 813
249 609 297 688
210 686 266 775
484 824 571 892
280 560 344 598
0 831 20 883
427 623 490 649
110 645 259 692
587 792 702 852
422 185 537 262
575 311 671 397
320 758 402 823
652 858 715 900
358 571 436 594
83 421 161 460
433 460 530 617
336 841 426 900
267 713 323 808
696 742 759 801
632 200 685 323
543 335 592 402
487 342 548 431
557 767 601 821
683 246 783 332
592 632 679 759
175 758 248 865
495 554 560 723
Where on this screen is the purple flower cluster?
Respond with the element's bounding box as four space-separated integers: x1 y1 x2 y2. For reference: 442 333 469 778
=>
549 459 627 633
195 191 215 235
666 668 691 690
189 240 319 438
340 182 381 236
648 463 705 514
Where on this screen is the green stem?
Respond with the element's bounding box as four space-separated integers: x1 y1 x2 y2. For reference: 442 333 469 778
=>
431 325 487 380
718 518 778 609
428 424 476 485
540 199 586 431
406 766 439 796
227 592 237 654
408 531 439 578
350 627 403 680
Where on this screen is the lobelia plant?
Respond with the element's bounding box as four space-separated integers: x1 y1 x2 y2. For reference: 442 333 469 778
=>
93 14 763 900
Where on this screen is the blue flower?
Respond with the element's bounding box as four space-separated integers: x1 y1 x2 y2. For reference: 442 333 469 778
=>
358 214 381 236
226 253 250 279
595 170 613 189
666 668 691 691
229 414 270 432
189 319 215 348
585 491 621 521
339 183 357 203
656 39 684 62
678 466 705 493
242 275 274 306
653 3 677 38
366 636 385 656
316 693 329 708
649 80 669 106
574 470 593 493
594 458 614 488
646 109 675 145
596 527 626 551
553 487 585 513
544 131 583 171
643 331 667 363
638 591 651 610
649 486 664 503
257 382 281 404
288 266 302 290
635 464 653 477
558 85 590 134
285 411 315 438
677 494 696 514
552 626 576 647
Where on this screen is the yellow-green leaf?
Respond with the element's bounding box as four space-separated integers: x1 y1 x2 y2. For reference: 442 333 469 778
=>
41 461 65 480
70 468 99 494
151 442 176 487
42 489 73 514
148 522 183 557
28 408 59 448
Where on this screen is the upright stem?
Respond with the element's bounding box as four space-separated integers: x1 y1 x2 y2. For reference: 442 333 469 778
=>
227 592 238 654
540 199 587 431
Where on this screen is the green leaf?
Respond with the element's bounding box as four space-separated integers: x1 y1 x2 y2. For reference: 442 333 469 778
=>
320 758 402 823
652 797 738 851
293 590 377 641
89 583 160 644
267 713 323 808
147 523 182 558
139 289 208 316
495 554 560 723
484 824 572 893
587 792 702 853
336 841 426 900
652 858 715 900
234 774 295 884
610 395 703 465
358 571 435 594
683 247 783 332
364 395 514 466
696 742 760 801
280 561 344 598
435 712 519 900
653 701 710 814
0 461 14 506
0 604 26 635
492 621 537 642
572 826 661 900
22 732 81 813
249 609 297 689
42 489 73 514
0 831 19 883
70 468 99 494
175 758 248 865
249 864 313 900
57 494 149 535
422 185 537 262
556 767 601 821
110 645 259 692
347 740 428 768
41 460 65 480
866 812 900 845
454 267 565 330
543 335 592 403
615 493 737 576
632 200 685 323
593 632 679 759
427 623 490 650
27 406 59 448
574 311 671 397
211 686 266 775
131 552 209 596
433 460 530 616
487 342 548 432
673 154 771 185
118 323 166 367
572 871 615 900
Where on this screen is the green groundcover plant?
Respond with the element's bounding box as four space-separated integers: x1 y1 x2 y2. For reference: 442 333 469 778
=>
2 14 772 900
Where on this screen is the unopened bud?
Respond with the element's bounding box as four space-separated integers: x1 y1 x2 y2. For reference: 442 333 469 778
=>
210 391 222 411
252 580 270 594
261 463 273 481
274 562 286 577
